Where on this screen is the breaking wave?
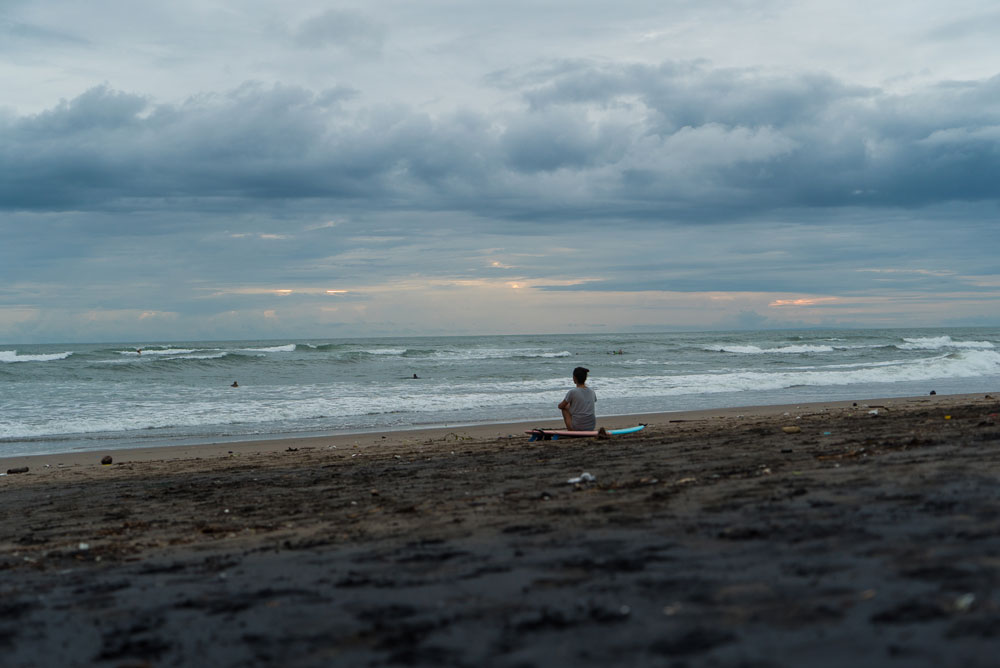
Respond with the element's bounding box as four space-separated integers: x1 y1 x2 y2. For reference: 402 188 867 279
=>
0 350 73 363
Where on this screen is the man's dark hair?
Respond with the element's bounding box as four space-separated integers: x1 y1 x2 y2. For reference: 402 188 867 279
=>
573 366 589 383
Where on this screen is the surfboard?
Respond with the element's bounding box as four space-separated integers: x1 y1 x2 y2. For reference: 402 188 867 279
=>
526 424 646 441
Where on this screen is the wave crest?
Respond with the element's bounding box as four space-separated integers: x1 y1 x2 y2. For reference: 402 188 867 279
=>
710 344 836 354
1 350 73 363
897 336 995 351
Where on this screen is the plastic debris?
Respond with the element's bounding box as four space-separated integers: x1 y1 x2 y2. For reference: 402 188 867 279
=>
5 467 29 475
955 593 975 612
782 426 801 434
101 456 113 465
567 472 595 484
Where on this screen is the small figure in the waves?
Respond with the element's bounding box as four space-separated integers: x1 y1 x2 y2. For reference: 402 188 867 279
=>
412 373 419 379
136 348 142 355
558 366 596 431
231 381 239 388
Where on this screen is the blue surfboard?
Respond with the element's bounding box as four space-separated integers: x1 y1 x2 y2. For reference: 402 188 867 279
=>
527 424 646 441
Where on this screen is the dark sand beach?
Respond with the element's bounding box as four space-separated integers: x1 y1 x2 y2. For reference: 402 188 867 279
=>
2 393 1000 666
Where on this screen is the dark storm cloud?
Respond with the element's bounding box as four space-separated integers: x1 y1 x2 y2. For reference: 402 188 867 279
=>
508 60 1000 210
2 61 1000 224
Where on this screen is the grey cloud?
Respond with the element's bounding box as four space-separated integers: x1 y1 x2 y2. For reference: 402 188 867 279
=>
507 60 1000 209
3 64 1000 223
527 213 1000 297
925 10 1000 41
501 108 628 173
0 19 89 48
536 269 996 296
317 86 360 108
291 9 385 56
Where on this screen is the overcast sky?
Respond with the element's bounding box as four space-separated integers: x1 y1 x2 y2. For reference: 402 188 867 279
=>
3 0 999 343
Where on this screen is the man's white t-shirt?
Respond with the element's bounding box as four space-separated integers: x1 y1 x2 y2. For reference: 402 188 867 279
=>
563 386 597 431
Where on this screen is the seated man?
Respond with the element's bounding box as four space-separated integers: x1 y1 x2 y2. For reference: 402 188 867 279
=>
558 366 596 431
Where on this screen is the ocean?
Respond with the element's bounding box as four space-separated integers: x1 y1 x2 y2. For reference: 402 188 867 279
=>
2 327 999 457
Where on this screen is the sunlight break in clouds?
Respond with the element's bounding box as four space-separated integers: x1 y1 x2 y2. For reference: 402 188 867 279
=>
770 298 843 307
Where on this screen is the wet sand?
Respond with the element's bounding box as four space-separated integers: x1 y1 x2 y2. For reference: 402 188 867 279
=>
2 393 1000 666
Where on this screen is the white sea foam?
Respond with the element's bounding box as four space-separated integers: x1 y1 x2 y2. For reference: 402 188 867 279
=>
124 348 198 356
170 353 229 360
710 344 836 354
242 344 296 353
521 351 573 358
0 350 73 363
431 348 572 360
100 351 230 363
897 336 995 351
787 359 912 371
600 349 1000 399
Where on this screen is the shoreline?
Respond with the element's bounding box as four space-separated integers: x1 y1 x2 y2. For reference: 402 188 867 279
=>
1 391 985 470
2 390 999 666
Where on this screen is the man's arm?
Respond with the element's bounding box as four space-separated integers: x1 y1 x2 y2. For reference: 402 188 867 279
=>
558 395 573 429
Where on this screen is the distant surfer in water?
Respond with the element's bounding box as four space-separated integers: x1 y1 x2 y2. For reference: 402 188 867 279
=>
558 366 597 431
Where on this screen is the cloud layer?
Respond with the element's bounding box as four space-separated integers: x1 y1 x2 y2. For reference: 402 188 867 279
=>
2 1 999 341
4 64 1000 218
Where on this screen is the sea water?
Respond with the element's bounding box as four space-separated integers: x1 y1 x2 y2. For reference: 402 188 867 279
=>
1 327 998 457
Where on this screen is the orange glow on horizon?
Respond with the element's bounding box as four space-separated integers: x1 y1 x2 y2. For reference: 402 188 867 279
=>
769 297 841 307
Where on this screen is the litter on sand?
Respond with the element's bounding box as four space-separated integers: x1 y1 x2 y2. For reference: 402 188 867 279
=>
567 472 596 484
